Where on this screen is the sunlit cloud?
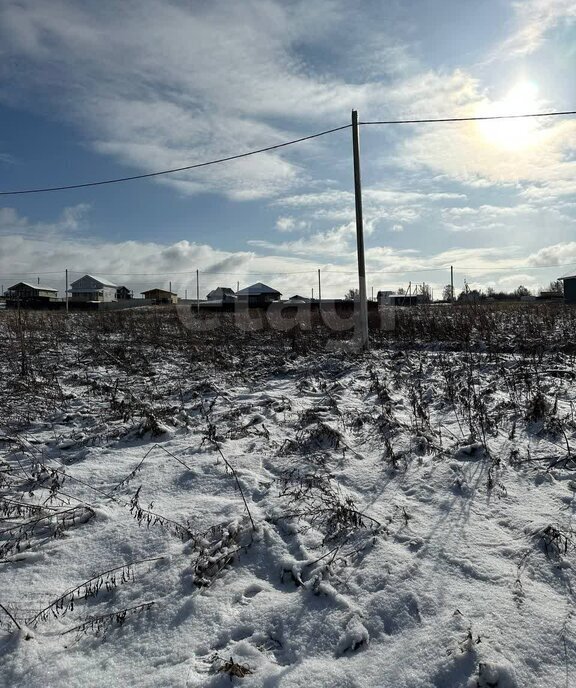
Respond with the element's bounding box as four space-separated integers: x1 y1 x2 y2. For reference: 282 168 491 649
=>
496 0 576 57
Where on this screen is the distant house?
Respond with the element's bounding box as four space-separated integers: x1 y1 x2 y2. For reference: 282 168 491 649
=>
537 290 563 301
387 293 424 307
288 294 311 303
377 290 394 306
70 275 118 302
235 282 281 307
206 287 236 303
6 282 58 305
116 286 132 300
141 288 178 304
559 275 576 304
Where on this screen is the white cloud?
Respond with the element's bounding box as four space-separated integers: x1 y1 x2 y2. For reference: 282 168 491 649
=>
249 222 357 257
527 241 576 267
498 0 576 57
0 203 90 237
377 66 576 194
519 181 576 201
275 216 309 233
2 205 574 298
271 186 466 232
0 0 384 200
401 117 576 188
275 189 466 209
440 201 575 235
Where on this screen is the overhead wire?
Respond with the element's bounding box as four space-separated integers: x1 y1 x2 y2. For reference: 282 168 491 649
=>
359 110 576 125
2 108 575 288
3 260 576 282
0 124 351 196
1 110 575 196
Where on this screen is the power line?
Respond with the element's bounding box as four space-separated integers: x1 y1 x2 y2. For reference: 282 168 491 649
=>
66 269 318 277
0 124 351 196
360 110 576 125
324 267 448 275
451 261 576 271
1 109 574 196
347 260 576 274
4 260 575 282
0 271 69 278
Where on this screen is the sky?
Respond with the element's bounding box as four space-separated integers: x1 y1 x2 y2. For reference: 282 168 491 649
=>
0 0 575 299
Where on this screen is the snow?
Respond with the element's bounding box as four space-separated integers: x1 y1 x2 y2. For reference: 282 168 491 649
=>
1 309 576 687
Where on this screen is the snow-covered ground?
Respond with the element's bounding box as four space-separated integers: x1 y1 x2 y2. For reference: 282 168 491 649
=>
1 308 575 687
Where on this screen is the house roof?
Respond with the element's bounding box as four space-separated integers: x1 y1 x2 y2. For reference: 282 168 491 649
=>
141 288 177 296
207 287 236 299
559 274 576 280
8 281 58 292
70 274 118 288
235 282 281 296
288 294 310 301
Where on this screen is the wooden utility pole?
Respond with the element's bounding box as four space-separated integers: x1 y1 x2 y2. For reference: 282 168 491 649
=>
318 269 322 305
450 265 454 303
196 269 200 313
65 269 69 313
352 110 369 349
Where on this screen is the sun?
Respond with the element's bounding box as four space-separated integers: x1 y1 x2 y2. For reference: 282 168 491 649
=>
478 82 542 151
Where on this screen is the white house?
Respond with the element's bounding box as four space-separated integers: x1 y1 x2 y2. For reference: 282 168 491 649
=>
69 275 118 302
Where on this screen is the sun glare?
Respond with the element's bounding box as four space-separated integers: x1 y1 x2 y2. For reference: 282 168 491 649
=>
478 82 542 151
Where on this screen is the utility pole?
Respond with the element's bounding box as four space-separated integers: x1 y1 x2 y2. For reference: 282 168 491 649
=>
351 110 369 350
65 269 69 313
196 269 200 314
312 287 314 300
450 265 454 303
185 289 188 300
169 280 172 296
237 281 239 293
318 269 322 305
37 277 40 285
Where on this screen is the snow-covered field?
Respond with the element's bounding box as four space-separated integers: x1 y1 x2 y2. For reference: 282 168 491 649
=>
1 306 576 687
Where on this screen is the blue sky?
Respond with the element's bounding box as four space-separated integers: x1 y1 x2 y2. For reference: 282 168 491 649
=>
1 0 575 298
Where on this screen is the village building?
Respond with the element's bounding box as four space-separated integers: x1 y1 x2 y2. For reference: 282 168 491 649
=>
5 282 58 305
141 288 178 304
537 290 564 301
287 294 311 303
235 282 281 307
377 291 394 306
559 275 576 304
69 275 118 302
116 286 132 300
206 287 236 303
